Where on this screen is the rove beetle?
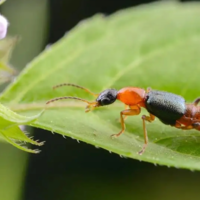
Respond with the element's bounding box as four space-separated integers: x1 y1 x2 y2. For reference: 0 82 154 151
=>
46 83 200 155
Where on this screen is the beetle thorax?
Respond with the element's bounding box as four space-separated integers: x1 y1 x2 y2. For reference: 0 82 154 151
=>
117 87 146 106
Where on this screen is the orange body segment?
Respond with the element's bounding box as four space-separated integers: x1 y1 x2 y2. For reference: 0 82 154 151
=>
177 104 200 130
117 87 146 107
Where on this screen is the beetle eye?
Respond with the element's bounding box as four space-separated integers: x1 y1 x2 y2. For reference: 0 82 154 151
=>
101 98 110 105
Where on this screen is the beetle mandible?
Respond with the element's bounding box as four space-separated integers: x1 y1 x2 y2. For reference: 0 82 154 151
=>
46 83 200 154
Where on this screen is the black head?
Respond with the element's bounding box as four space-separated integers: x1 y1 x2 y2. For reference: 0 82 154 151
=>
96 89 118 106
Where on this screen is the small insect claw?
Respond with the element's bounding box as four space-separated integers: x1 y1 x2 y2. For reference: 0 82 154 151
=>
85 105 91 112
110 133 118 138
138 144 147 155
85 102 99 112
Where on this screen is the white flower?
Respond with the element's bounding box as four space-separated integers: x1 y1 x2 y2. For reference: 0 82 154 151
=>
0 14 8 39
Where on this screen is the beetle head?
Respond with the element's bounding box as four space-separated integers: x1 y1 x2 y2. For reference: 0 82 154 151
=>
96 89 118 106
85 89 118 112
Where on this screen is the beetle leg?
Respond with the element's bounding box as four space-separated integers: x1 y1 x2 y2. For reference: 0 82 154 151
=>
123 105 130 121
174 121 193 130
193 97 200 106
138 114 155 155
111 106 141 138
175 125 193 130
116 105 129 122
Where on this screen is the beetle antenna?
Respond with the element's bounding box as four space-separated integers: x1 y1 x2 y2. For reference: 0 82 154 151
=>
46 96 91 105
46 96 99 112
53 83 98 97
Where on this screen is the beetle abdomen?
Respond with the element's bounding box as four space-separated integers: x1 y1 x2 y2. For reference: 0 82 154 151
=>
145 90 186 125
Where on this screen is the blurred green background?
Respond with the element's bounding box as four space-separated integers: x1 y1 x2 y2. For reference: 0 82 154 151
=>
1 0 200 200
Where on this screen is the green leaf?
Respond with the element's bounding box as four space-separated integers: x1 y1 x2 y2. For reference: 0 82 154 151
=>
0 62 16 84
1 1 200 169
0 103 44 153
0 37 18 63
0 37 18 84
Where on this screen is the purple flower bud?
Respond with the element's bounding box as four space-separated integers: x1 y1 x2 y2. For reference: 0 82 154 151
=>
0 14 8 39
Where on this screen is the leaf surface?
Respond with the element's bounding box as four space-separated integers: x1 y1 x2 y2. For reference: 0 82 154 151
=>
1 2 200 169
0 103 44 153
